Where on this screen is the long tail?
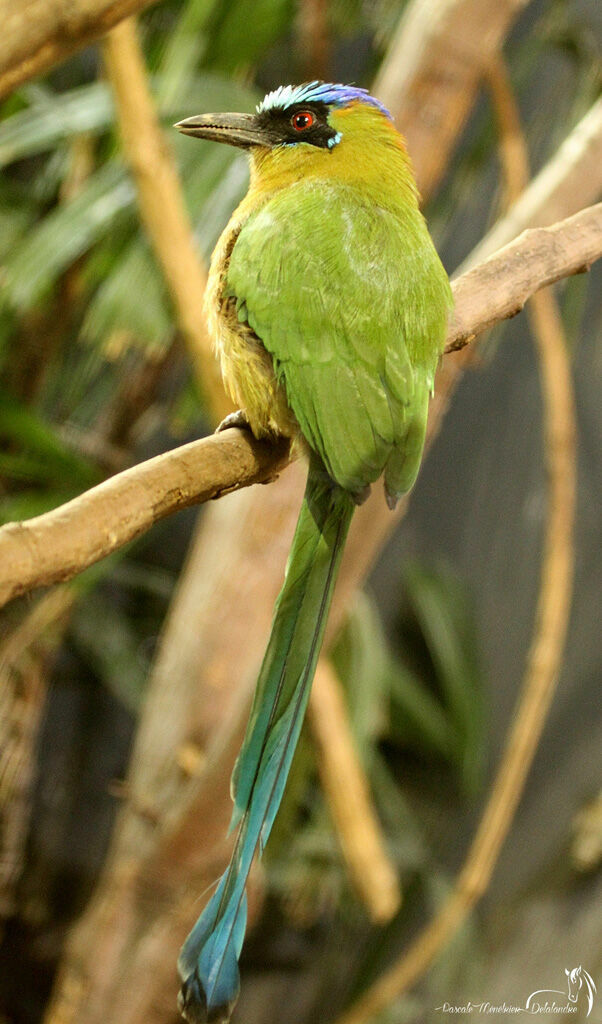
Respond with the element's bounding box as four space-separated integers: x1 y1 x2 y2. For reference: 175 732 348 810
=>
177 455 355 1024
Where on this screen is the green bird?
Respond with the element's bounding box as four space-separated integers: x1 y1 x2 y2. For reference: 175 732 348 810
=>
174 81 452 1023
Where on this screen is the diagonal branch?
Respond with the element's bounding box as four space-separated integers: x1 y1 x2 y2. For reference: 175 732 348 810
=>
465 96 602 268
0 430 290 608
444 202 602 351
1 202 599 610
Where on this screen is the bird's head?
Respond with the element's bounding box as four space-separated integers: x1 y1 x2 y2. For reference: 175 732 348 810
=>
175 82 415 198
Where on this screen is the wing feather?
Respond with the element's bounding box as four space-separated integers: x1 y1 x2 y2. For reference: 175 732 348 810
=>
227 180 448 495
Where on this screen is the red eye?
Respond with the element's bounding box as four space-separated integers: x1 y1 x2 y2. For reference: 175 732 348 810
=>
291 111 314 131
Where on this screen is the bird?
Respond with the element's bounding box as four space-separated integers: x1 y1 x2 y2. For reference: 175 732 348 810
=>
174 81 452 1023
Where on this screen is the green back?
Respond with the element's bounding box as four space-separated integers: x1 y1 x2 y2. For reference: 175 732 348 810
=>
227 180 452 501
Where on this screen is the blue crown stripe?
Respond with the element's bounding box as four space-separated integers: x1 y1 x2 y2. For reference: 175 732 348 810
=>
257 81 392 121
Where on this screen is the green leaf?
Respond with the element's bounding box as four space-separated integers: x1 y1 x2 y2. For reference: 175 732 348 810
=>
0 451 82 484
0 394 99 486
0 489 80 525
0 193 36 259
69 589 149 712
205 0 293 71
0 75 259 169
80 236 171 350
369 753 427 869
0 82 114 167
187 147 250 258
332 592 391 754
80 143 248 353
156 0 221 107
333 591 457 769
404 565 485 796
2 162 135 310
387 658 454 761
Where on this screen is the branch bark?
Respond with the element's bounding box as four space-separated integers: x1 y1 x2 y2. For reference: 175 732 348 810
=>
0 0 159 100
444 202 602 351
0 587 74 929
465 96 602 268
1 202 599 610
0 430 290 608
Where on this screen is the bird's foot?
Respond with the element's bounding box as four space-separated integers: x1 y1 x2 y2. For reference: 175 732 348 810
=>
214 410 290 490
215 409 251 434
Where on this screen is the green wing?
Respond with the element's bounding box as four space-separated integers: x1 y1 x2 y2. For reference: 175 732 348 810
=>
227 181 451 501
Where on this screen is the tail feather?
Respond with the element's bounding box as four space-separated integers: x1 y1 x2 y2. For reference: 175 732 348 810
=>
178 456 355 1023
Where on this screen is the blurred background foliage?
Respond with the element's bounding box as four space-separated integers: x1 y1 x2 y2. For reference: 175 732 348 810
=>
0 0 601 1022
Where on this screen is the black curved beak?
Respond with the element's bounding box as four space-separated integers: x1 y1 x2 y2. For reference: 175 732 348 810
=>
174 112 269 149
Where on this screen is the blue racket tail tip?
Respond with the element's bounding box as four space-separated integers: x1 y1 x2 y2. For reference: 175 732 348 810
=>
178 973 236 1024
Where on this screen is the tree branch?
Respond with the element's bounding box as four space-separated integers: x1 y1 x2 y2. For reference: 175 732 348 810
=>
0 586 74 928
445 201 602 352
0 0 159 101
465 96 602 268
1 201 600 609
0 430 290 607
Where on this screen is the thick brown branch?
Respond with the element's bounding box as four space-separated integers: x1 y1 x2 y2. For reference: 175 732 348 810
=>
466 96 602 267
445 202 602 351
0 0 159 100
0 430 290 607
0 202 600 609
0 587 74 928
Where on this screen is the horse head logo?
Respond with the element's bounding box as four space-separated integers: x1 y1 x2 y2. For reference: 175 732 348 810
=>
525 965 597 1017
565 966 597 1014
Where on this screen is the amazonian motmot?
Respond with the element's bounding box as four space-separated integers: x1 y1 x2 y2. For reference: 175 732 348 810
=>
174 81 452 1023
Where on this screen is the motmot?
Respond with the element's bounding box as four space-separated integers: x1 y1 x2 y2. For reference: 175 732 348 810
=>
175 81 452 1023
